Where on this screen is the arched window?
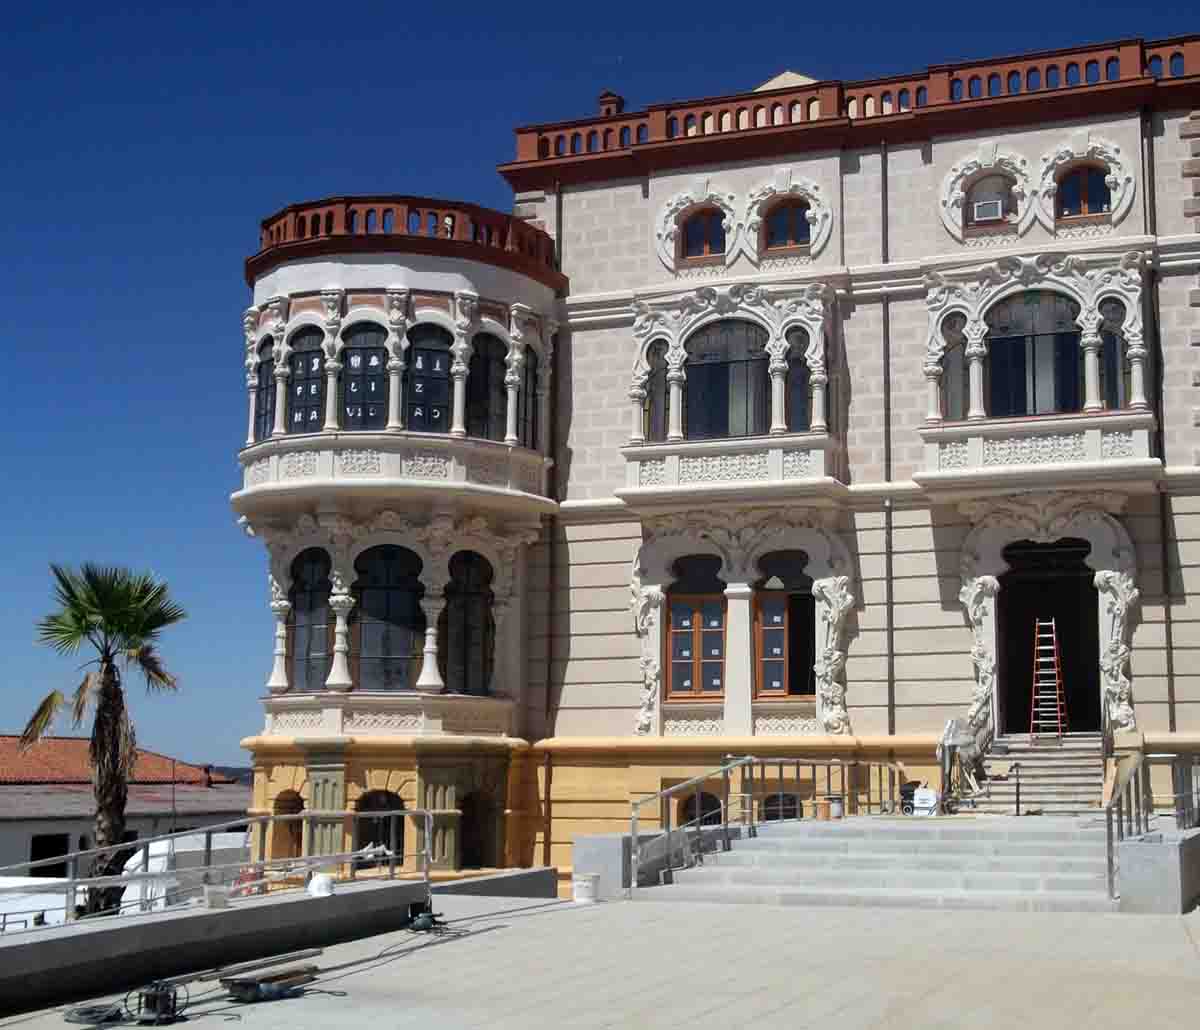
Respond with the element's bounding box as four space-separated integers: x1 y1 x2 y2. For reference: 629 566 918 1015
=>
951 79 964 101
620 126 631 147
1105 57 1119 81
764 200 811 250
916 86 928 107
350 546 424 691
1046 65 1061 88
643 340 669 443
679 792 722 827
898 88 910 110
1170 52 1185 77
683 321 768 439
286 328 325 433
340 323 388 431
754 550 815 697
1007 71 1021 93
786 327 811 432
1027 68 1041 91
965 174 1016 227
288 548 332 692
666 555 726 698
637 124 649 143
459 791 499 868
253 339 276 442
1085 60 1099 84
1149 55 1163 78
439 552 495 696
985 292 1088 416
762 794 801 821
354 790 404 868
681 208 726 260
466 333 508 441
1056 166 1111 219
518 350 539 450
988 73 1001 96
968 77 982 98
941 312 969 421
404 324 452 432
1098 299 1130 410
1066 63 1080 86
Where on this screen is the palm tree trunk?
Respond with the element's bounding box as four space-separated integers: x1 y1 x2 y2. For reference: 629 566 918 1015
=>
86 660 130 916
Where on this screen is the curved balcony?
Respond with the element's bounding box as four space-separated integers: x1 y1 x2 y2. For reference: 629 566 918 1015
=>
232 431 555 519
245 195 567 292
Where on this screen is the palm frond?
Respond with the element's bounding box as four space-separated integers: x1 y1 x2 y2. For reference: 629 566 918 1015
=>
126 645 178 692
71 671 99 725
20 691 66 750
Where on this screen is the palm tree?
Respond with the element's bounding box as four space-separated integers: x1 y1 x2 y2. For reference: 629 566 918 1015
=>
21 564 186 915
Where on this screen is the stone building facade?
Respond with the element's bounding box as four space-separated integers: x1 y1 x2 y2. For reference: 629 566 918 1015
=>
236 37 1200 881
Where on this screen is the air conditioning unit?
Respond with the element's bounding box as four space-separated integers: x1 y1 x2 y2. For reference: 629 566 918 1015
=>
972 199 1005 223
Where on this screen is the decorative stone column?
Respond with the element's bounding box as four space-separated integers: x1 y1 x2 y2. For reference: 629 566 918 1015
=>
538 321 556 464
1080 314 1104 412
504 344 525 446
1095 570 1139 732
632 585 664 735
923 361 943 423
245 369 258 447
386 288 408 431
267 577 290 694
628 381 647 445
958 575 1000 749
665 339 687 442
812 576 854 734
322 359 342 431
766 336 789 435
243 307 260 446
416 596 447 692
964 322 988 421
324 576 355 691
272 362 289 437
722 582 754 736
1125 330 1149 410
450 290 478 439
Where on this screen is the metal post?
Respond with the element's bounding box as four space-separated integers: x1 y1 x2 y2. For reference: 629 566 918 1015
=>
795 760 802 819
1013 762 1021 817
721 769 730 850
777 761 784 824
64 855 78 923
630 805 640 896
663 795 673 879
1132 769 1142 836
388 814 398 879
203 830 213 886
1105 806 1116 898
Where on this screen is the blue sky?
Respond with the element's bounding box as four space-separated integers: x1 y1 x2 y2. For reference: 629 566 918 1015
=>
1 2 1194 765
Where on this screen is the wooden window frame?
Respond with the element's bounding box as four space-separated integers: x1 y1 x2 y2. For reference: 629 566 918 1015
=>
1055 165 1112 222
664 593 727 700
678 209 726 266
761 200 812 256
753 591 816 700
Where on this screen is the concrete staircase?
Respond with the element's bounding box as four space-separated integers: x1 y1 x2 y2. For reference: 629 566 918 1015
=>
635 816 1114 912
975 733 1104 816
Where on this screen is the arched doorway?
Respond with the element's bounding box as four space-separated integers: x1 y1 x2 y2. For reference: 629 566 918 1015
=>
272 790 304 859
354 790 404 867
678 791 722 827
996 538 1101 734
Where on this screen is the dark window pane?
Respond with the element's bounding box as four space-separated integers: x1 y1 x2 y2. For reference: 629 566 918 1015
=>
1087 167 1111 213
767 207 789 248
1058 171 1083 217
467 334 508 441
701 662 723 692
683 321 769 439
709 214 725 254
289 548 332 690
286 328 326 433
404 324 453 433
438 552 495 696
254 341 276 441
684 216 706 257
672 633 694 662
671 662 694 693
762 660 786 693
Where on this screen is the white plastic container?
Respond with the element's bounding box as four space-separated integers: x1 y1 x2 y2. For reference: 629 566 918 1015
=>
572 872 600 904
828 797 845 820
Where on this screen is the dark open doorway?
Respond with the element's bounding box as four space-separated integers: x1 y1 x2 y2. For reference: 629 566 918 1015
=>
459 792 497 869
997 538 1100 734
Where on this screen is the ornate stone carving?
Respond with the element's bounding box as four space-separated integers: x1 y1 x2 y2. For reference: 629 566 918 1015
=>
1035 132 1136 231
272 709 323 733
958 575 999 751
338 449 381 475
754 714 821 735
638 460 666 487
1101 431 1136 459
246 458 272 485
403 452 449 479
663 715 724 736
281 452 318 478
737 167 833 262
939 440 970 470
344 710 423 733
630 570 664 735
924 251 1144 377
386 288 410 329
655 177 739 271
981 433 1086 466
468 458 509 488
679 452 768 483
1095 570 1139 732
939 140 1034 242
782 449 814 479
812 576 854 734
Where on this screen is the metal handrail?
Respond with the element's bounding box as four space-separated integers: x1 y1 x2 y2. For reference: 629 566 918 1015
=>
1103 749 1150 899
0 808 434 931
628 754 908 896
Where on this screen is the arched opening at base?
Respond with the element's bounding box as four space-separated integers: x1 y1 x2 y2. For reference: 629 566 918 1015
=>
459 791 499 869
996 539 1100 734
272 790 305 859
678 791 722 827
355 789 404 868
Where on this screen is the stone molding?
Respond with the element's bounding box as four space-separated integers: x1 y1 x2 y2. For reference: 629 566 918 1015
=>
938 140 1035 243
263 693 516 738
1034 132 1136 233
655 177 740 271
736 167 833 262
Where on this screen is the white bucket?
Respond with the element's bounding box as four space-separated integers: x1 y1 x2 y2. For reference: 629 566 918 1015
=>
828 797 844 820
572 872 600 904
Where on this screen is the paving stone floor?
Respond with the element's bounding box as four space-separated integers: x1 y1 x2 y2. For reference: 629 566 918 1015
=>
7 892 1200 1029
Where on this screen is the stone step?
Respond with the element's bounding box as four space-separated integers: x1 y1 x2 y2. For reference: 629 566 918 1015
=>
634 883 1116 913
705 850 1107 874
674 864 1106 893
750 821 1107 843
729 837 1105 859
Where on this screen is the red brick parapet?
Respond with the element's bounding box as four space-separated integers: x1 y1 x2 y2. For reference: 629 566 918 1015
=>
246 196 566 292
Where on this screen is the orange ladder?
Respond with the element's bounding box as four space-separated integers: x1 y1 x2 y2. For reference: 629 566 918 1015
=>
1029 617 1069 738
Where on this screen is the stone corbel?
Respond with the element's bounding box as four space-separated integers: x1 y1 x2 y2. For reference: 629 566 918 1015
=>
384 289 409 431
958 575 999 751
812 575 854 734
631 578 665 735
450 291 479 438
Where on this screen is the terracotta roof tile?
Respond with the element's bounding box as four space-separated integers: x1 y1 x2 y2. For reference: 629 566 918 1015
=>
0 736 233 785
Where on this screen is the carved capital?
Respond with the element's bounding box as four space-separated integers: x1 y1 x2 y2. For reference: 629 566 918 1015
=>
386 288 410 330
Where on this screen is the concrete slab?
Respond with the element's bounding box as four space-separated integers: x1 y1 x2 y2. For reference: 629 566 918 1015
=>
6 893 1200 1029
